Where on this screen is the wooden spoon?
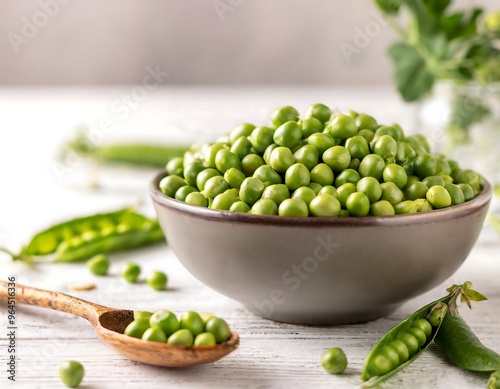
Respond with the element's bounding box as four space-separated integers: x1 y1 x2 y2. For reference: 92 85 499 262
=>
0 281 239 367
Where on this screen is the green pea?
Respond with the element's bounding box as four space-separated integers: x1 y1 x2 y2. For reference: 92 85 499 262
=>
345 135 370 160
179 311 205 337
440 174 453 185
414 198 433 212
383 163 408 189
291 186 316 206
59 361 85 388
488 371 500 389
228 123 255 145
348 158 361 171
458 183 475 201
134 311 153 320
334 169 360 187
150 310 179 336
285 163 311 191
310 163 334 186
175 186 198 202
293 145 319 171
427 302 448 327
404 181 428 200
359 154 385 180
391 123 405 141
321 347 348 374
279 198 309 217
185 192 208 207
389 340 410 362
263 143 279 165
300 117 324 138
426 185 452 209
338 209 350 217
211 192 236 210
121 262 141 283
166 157 184 176
422 175 446 188
323 146 351 172
370 200 395 216
230 136 253 159
379 346 400 368
241 154 266 176
249 126 275 153
203 176 230 199
215 149 240 173
413 154 437 179
204 143 227 168
159 175 187 198
240 177 265 206
411 319 433 338
251 199 278 215
196 168 220 191
86 254 109 276
307 133 335 155
194 332 217 346
307 182 323 194
373 135 398 162
146 271 168 291
124 317 150 338
270 106 299 127
355 113 378 130
407 327 427 348
168 329 194 346
435 158 452 175
448 159 460 174
380 182 404 205
183 160 206 186
445 183 465 205
374 126 401 142
398 333 419 355
142 326 167 343
273 121 302 148
319 185 338 198
205 317 231 343
229 201 251 213
224 168 246 189
358 129 375 143
356 177 382 203
253 165 282 186
394 200 418 214
372 354 393 375
346 192 371 216
261 184 290 206
337 183 357 208
309 194 341 217
290 139 309 154
326 114 358 139
306 103 331 124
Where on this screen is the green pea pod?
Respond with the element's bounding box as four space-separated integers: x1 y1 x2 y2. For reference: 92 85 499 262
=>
62 130 188 168
361 299 449 387
0 208 165 263
435 313 500 374
362 282 487 388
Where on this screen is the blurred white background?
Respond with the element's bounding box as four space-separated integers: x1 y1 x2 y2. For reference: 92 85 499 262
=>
1 0 496 86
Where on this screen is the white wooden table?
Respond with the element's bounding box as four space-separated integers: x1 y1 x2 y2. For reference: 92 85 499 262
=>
1 87 499 388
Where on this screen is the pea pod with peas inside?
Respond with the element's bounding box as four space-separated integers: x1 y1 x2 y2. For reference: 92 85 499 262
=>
0 208 164 263
361 281 487 388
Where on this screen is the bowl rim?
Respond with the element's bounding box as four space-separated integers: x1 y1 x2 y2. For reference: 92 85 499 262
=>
150 170 492 227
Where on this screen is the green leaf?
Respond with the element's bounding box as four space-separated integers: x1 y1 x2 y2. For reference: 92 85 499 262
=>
464 289 488 302
388 42 435 102
374 0 401 15
422 0 451 15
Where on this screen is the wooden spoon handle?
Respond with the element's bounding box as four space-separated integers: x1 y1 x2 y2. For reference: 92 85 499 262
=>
0 280 111 326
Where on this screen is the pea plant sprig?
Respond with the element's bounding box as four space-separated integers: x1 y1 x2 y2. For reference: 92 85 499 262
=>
374 0 500 102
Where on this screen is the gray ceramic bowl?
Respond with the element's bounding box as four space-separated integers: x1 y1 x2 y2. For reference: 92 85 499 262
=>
150 172 492 325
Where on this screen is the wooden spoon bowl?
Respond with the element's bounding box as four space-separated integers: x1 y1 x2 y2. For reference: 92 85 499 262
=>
0 281 239 367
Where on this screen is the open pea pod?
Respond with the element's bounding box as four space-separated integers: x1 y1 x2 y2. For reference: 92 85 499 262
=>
1 208 165 263
362 282 486 388
361 298 449 387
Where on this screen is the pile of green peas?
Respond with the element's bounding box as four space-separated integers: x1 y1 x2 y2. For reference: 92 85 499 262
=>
124 310 232 346
160 104 484 217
